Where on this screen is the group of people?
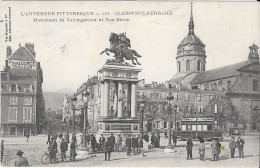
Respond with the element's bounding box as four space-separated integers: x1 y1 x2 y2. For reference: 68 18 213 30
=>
47 131 77 163
125 135 143 156
187 136 245 161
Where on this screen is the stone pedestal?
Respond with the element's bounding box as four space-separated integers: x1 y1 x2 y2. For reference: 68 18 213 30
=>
97 63 141 138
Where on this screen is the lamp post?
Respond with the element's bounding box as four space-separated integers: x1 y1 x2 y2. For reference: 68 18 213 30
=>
164 92 175 153
71 94 78 132
47 107 51 135
140 93 146 139
81 89 90 148
174 104 178 131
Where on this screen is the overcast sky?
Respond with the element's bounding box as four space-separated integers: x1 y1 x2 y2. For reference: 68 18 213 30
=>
0 1 259 93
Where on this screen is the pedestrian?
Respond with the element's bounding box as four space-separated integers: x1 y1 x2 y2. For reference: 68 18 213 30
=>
138 135 143 155
186 137 193 160
65 131 70 144
211 138 218 161
172 131 177 147
86 133 90 146
72 133 77 144
126 135 132 156
216 139 221 160
99 134 106 153
144 132 149 143
32 130 34 136
198 139 205 161
151 133 155 147
117 135 122 152
91 134 97 153
104 137 112 161
1 140 4 162
132 135 137 155
14 150 29 167
236 136 245 158
47 132 51 144
50 138 57 164
70 140 76 161
25 132 29 142
229 136 236 158
110 133 115 152
164 131 167 138
60 138 68 162
136 135 141 153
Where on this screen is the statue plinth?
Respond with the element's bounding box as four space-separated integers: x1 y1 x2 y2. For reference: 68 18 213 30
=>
97 63 141 139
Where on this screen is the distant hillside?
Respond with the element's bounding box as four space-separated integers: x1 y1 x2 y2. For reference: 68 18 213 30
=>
43 91 72 111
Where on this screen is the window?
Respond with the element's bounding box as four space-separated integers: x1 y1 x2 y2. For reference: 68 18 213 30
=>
209 95 213 101
197 60 201 71
177 62 181 72
227 81 232 90
10 96 18 105
164 122 167 128
212 83 217 90
186 60 190 71
253 80 258 91
185 93 189 101
198 106 204 113
197 94 201 102
24 96 32 105
23 107 32 122
174 93 179 101
10 127 17 136
9 107 17 122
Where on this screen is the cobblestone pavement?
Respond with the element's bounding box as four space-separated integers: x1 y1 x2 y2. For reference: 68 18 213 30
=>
1 133 259 167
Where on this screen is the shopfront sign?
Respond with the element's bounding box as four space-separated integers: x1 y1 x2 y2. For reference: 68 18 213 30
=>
111 124 131 130
8 60 36 70
182 118 213 122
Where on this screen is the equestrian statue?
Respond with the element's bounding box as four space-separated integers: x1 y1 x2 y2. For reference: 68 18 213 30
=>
100 32 142 65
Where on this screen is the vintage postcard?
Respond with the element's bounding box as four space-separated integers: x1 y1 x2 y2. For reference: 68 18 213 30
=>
0 1 259 167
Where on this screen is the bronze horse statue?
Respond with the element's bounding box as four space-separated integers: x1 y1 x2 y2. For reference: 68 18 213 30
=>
100 32 142 65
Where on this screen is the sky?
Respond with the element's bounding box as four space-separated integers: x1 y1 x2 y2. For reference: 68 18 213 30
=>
0 1 259 93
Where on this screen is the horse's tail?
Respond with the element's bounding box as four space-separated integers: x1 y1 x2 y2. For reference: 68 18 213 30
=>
132 50 142 57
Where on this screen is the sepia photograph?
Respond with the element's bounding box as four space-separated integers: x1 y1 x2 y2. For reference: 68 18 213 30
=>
0 1 259 167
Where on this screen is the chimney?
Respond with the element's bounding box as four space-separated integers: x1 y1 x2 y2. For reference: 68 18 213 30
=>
25 43 36 57
6 46 12 58
248 44 259 64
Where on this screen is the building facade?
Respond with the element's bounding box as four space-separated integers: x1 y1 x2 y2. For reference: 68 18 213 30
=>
1 43 45 136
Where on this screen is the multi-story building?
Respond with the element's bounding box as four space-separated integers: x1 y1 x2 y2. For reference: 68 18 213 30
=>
1 43 45 136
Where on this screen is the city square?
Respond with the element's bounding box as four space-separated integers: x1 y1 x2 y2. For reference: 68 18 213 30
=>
0 1 260 167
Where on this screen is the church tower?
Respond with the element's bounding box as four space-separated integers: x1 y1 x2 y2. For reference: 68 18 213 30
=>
176 3 206 74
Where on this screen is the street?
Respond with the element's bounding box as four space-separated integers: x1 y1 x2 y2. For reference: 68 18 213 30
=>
1 132 259 167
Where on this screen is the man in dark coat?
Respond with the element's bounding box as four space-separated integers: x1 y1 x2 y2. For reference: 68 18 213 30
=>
110 133 116 152
164 131 167 138
144 133 149 143
186 138 193 160
72 133 77 144
104 137 112 161
236 136 245 158
25 133 29 142
1 140 4 162
70 141 76 161
86 133 90 146
49 138 58 164
47 132 51 144
60 138 68 161
125 135 132 156
99 134 106 153
229 136 236 158
91 134 97 153
151 133 155 146
132 135 137 155
172 132 177 147
216 139 221 160
14 150 29 167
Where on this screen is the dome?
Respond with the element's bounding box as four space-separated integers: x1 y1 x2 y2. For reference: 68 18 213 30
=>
179 34 204 47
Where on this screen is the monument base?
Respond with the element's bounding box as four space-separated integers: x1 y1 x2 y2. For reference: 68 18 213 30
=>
97 118 140 139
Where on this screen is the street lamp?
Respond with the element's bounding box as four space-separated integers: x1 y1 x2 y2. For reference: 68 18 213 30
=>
71 93 78 132
164 91 175 153
81 88 90 148
174 104 178 131
140 93 146 139
47 107 51 134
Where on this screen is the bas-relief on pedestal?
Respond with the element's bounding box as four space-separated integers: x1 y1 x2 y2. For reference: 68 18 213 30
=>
97 62 141 137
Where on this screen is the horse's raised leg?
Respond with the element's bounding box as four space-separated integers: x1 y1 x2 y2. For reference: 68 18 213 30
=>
132 59 137 65
132 50 142 58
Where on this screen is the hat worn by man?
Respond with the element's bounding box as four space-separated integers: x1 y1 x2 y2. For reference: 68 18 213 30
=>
16 150 24 156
